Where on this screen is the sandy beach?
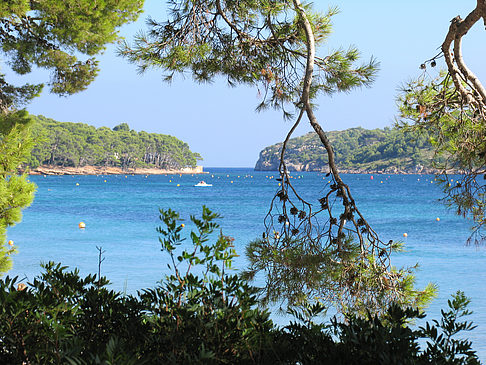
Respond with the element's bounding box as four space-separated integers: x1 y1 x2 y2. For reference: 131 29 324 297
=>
28 165 205 175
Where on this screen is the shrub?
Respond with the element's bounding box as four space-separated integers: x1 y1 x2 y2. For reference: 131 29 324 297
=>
0 207 480 364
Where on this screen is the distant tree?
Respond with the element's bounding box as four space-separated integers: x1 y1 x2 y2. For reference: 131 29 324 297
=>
28 116 201 170
113 123 131 132
0 0 145 274
398 1 486 242
121 0 435 314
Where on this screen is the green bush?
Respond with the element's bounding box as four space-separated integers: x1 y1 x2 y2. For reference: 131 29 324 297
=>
0 207 481 364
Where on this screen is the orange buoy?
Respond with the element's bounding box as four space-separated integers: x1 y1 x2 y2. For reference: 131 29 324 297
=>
78 222 86 229
436 217 440 222
403 233 408 238
17 283 27 291
7 240 14 246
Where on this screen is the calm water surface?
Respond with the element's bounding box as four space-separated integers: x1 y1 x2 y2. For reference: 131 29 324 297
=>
8 168 486 361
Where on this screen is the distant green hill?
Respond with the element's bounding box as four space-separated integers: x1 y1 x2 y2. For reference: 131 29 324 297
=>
255 127 437 173
28 115 201 170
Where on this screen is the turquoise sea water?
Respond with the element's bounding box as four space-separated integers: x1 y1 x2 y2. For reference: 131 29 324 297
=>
8 168 486 361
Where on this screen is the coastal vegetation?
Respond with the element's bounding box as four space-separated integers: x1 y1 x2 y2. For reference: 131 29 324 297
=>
397 2 486 240
0 208 480 364
120 0 436 316
1 0 485 362
0 0 144 274
27 115 202 170
0 111 36 274
255 126 436 173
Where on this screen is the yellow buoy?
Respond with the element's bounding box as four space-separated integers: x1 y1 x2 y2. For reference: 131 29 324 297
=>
8 240 14 246
278 182 281 186
75 183 79 186
104 180 107 182
181 224 185 228
177 184 180 187
436 217 440 222
230 181 234 183
403 233 408 238
78 222 86 229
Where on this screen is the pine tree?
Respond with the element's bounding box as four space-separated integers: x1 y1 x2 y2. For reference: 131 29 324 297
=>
121 0 436 315
0 0 144 274
0 111 36 274
398 1 486 242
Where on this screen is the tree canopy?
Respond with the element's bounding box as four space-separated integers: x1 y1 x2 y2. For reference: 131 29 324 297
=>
0 0 145 275
121 0 434 314
398 1 486 241
255 126 436 173
27 115 201 170
0 0 144 111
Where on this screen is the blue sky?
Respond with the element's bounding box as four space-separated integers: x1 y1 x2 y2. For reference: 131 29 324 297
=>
4 1 486 167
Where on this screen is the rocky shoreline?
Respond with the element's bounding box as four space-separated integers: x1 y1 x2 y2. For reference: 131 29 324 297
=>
255 165 459 175
27 165 205 176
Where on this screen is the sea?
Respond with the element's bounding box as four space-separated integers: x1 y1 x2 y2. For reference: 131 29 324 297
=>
7 168 486 361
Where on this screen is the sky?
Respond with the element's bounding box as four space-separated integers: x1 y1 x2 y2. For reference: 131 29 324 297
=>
3 1 486 167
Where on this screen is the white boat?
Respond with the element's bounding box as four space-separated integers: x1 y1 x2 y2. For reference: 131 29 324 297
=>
194 181 212 187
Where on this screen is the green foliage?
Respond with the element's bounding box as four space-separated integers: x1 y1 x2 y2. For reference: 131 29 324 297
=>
255 126 436 172
397 73 486 240
245 235 436 316
0 208 480 364
0 0 144 110
0 262 146 364
0 110 36 274
420 291 480 364
120 1 377 118
27 115 202 170
0 207 276 364
0 0 144 276
2 208 255 363
142 206 275 363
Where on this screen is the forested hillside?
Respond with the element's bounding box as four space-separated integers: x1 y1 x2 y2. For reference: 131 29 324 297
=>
255 127 438 173
28 115 201 170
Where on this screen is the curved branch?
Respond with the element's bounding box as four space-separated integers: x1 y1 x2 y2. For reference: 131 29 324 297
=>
441 3 486 106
